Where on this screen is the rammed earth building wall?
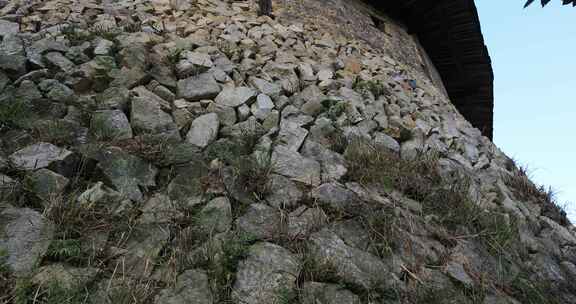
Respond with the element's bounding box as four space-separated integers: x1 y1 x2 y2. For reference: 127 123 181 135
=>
281 0 494 139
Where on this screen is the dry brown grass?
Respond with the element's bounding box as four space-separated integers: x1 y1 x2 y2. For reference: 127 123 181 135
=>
344 137 521 256
503 164 570 227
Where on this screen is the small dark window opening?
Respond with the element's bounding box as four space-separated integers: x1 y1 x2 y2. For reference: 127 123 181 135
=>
370 15 386 33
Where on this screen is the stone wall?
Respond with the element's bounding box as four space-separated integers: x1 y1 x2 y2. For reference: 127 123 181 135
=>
279 0 448 95
0 0 574 303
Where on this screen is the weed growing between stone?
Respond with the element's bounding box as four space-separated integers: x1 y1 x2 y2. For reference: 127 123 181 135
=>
298 249 340 284
98 276 159 304
506 271 561 304
0 249 15 303
360 207 399 258
352 77 389 99
203 231 258 303
43 193 139 269
14 280 90 304
0 98 32 132
45 239 83 263
345 138 513 241
504 164 570 227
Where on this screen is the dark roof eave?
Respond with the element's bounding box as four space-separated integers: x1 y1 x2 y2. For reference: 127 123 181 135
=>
368 0 494 139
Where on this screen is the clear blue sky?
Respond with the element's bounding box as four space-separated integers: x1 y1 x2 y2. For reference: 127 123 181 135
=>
475 1 576 220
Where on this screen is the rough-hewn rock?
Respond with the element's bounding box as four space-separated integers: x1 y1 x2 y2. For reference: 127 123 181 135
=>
0 1 571 302
186 113 220 148
301 282 361 304
309 228 397 289
0 207 54 276
233 242 300 304
215 86 257 107
131 86 177 135
271 145 321 186
25 168 69 203
177 73 221 101
92 110 133 140
154 269 213 304
9 143 73 171
32 264 99 290
92 147 158 202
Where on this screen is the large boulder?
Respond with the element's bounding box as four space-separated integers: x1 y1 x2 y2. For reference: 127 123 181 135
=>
186 113 220 149
265 174 303 208
177 73 221 101
96 87 130 110
44 52 76 74
308 228 396 290
130 87 177 135
301 282 361 304
233 242 300 304
25 169 69 203
9 143 74 171
154 269 213 304
0 207 54 276
197 197 232 234
92 147 158 202
167 160 209 206
0 20 19 37
271 146 321 186
310 183 359 211
236 203 283 240
119 225 170 277
215 86 257 108
91 110 133 140
301 140 348 182
32 264 99 290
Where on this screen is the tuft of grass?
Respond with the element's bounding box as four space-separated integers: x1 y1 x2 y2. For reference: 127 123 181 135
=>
14 278 35 304
102 277 159 304
89 114 122 142
89 24 121 41
344 137 521 256
298 247 340 284
352 77 388 99
504 165 570 227
230 154 274 201
344 137 475 229
276 286 299 304
123 21 143 33
204 232 257 303
344 138 439 193
32 120 79 146
360 208 399 258
413 287 463 304
44 194 137 268
205 130 272 202
0 98 31 131
422 174 480 232
9 275 90 304
321 99 347 121
216 40 239 61
474 213 519 256
204 127 261 164
60 24 91 46
46 239 83 263
506 272 561 304
114 136 171 165
1 249 15 303
0 249 9 275
322 125 348 154
59 22 121 47
21 281 89 304
158 204 212 278
164 48 183 65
